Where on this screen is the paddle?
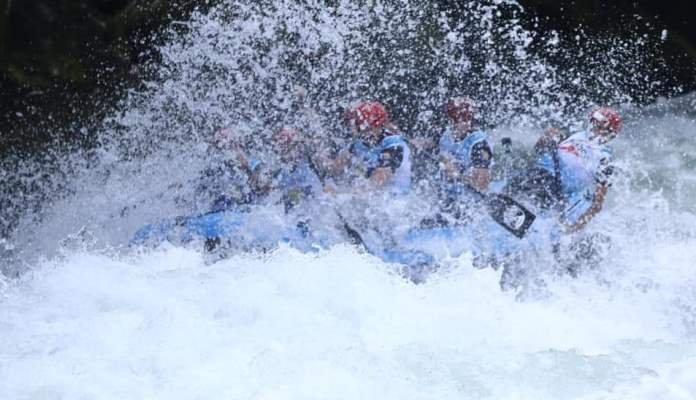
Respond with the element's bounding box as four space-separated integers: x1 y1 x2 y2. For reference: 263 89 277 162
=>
336 212 368 249
421 142 536 238
467 188 536 238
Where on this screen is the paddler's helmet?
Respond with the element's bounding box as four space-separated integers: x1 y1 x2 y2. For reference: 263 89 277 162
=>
444 96 476 124
344 101 389 131
589 107 622 142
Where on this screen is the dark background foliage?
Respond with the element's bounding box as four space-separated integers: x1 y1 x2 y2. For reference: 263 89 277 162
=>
0 0 694 159
0 0 214 158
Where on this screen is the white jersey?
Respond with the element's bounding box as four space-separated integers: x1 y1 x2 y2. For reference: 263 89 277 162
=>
537 130 613 224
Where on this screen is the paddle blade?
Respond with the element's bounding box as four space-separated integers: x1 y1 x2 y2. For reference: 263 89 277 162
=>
485 194 536 238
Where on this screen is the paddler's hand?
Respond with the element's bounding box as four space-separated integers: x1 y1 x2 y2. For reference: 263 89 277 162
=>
369 167 392 188
559 217 587 234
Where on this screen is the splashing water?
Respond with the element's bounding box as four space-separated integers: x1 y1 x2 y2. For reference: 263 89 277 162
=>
1 0 696 397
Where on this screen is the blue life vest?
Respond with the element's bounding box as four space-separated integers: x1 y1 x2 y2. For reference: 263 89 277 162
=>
199 153 266 211
348 133 412 194
438 128 490 174
437 128 491 199
275 158 323 211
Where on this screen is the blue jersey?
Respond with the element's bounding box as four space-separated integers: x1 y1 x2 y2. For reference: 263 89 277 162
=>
438 128 492 174
437 128 492 202
348 133 412 194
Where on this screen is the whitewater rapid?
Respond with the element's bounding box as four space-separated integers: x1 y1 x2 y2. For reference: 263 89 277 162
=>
2 241 696 399
3 0 696 398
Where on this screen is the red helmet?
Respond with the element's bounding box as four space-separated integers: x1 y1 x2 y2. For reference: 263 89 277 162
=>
444 96 476 124
344 101 389 130
589 107 622 136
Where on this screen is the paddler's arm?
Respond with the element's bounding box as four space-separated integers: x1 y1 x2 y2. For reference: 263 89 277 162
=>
534 127 567 155
440 159 490 192
563 159 613 233
464 168 491 192
248 171 272 196
562 183 609 233
321 147 352 177
368 167 393 187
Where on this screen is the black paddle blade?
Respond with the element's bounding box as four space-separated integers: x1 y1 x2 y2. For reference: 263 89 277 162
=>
336 212 368 250
343 223 367 248
486 194 536 238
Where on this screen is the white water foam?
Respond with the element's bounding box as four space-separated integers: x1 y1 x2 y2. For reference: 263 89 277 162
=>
2 1 696 398
2 242 695 399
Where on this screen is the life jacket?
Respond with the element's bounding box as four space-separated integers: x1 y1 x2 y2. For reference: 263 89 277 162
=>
348 133 412 194
275 158 323 212
436 128 491 204
438 128 490 174
536 130 613 224
199 153 265 211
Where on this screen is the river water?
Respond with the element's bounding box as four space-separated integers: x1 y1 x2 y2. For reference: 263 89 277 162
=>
1 1 695 398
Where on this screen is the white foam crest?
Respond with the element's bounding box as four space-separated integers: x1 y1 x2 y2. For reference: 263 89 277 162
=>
1 244 696 398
